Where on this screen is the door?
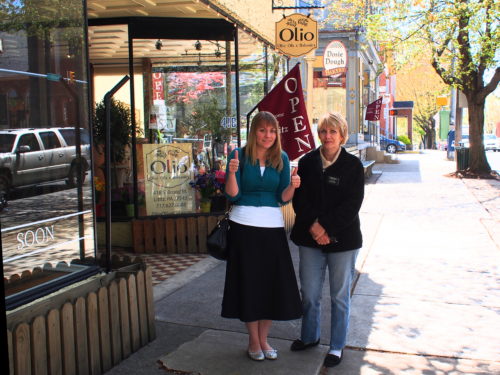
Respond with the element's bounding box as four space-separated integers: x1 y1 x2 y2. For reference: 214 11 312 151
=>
13 133 49 186
38 130 68 179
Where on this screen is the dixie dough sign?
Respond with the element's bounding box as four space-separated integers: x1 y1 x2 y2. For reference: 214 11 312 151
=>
323 40 348 76
275 13 318 57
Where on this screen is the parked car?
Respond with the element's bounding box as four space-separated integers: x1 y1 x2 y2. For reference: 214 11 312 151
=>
0 127 91 210
379 135 406 153
484 134 500 152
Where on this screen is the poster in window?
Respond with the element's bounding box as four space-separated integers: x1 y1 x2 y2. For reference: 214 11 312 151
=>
143 143 195 215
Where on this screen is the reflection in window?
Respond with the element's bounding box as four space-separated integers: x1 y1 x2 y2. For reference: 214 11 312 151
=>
0 134 16 152
18 134 41 151
39 131 62 149
0 0 96 309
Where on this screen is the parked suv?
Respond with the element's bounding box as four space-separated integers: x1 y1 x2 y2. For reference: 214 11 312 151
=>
0 127 91 209
380 135 406 153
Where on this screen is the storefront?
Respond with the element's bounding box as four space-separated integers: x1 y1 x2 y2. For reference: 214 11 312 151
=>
86 2 290 250
297 29 382 159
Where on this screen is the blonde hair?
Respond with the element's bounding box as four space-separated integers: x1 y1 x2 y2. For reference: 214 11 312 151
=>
318 112 348 146
245 111 283 171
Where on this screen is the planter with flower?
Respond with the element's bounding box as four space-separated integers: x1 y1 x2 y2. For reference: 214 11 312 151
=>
189 169 225 213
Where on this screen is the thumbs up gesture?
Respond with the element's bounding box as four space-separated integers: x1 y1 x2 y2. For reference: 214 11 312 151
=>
228 149 240 174
290 167 301 188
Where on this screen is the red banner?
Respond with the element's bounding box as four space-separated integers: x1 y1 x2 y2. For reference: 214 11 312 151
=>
152 72 164 101
365 97 383 121
257 64 315 160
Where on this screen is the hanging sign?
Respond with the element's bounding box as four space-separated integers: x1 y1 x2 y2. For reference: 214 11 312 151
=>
275 13 318 57
323 40 348 76
257 64 315 160
365 97 383 121
152 72 164 102
143 143 196 215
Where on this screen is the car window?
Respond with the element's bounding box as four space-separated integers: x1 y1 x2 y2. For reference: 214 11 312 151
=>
58 128 90 146
0 134 16 153
18 134 41 152
39 131 62 149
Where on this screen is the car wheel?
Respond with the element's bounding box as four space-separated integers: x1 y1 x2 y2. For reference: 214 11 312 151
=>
0 174 10 212
66 163 86 187
386 144 397 154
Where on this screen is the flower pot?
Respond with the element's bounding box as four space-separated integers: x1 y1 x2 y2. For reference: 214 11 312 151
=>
200 200 211 213
126 203 135 217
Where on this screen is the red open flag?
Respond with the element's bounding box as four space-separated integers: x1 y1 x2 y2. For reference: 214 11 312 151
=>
257 64 315 160
365 97 383 121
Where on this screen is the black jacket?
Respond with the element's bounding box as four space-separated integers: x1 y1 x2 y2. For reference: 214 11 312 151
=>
290 147 364 252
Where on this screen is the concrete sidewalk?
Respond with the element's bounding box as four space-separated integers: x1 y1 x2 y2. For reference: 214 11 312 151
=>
105 150 500 375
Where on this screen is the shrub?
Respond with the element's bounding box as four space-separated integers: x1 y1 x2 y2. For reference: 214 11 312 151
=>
397 135 411 145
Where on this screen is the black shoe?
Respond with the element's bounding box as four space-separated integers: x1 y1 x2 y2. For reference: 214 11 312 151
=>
323 351 343 367
290 338 320 351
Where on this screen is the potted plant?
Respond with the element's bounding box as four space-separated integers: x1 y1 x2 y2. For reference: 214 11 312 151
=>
189 169 224 213
92 98 137 188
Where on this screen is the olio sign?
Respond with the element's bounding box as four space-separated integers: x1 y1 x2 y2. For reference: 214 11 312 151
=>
275 13 317 57
323 40 348 76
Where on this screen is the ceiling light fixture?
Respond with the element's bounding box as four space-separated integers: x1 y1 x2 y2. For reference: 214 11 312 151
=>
214 42 222 58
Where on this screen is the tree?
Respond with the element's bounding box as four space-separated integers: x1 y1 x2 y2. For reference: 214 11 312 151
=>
365 0 499 175
396 52 449 148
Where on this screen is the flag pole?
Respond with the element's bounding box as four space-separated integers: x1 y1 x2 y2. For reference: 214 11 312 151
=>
245 62 301 138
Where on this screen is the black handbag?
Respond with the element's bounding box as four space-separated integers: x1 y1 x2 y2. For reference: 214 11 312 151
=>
206 148 243 260
206 212 230 260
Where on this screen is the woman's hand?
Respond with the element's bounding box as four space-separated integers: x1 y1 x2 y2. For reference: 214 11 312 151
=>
315 233 331 245
225 150 240 197
290 167 300 188
228 149 240 174
309 221 326 240
281 167 300 202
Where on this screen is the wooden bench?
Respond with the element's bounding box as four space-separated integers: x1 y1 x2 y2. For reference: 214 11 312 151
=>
362 160 376 178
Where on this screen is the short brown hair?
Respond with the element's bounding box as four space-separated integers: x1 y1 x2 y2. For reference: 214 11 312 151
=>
318 112 348 146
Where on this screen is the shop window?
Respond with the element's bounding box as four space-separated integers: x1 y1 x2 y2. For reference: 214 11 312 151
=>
312 69 346 120
0 0 97 309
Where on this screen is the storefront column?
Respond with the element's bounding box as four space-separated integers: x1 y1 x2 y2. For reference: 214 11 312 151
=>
347 37 360 143
304 52 316 122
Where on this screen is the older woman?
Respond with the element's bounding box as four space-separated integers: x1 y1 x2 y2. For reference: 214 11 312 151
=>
222 111 302 361
290 112 364 368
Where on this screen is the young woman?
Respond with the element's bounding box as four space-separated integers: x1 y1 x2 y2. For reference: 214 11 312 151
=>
222 111 302 361
290 112 364 368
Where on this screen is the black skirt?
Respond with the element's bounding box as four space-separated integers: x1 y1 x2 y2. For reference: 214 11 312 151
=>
221 220 302 322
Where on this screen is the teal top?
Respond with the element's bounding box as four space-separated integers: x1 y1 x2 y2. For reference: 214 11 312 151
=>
225 148 291 207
